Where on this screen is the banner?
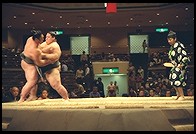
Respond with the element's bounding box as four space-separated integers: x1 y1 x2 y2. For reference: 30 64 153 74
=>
106 3 117 13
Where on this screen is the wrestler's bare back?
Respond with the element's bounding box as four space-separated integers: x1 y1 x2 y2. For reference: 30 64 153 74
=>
23 37 41 60
22 37 53 66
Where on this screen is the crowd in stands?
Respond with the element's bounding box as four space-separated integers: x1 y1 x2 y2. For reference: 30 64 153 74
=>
2 47 194 102
148 50 193 68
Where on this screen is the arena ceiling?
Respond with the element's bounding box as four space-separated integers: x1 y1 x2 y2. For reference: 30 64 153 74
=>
2 3 194 30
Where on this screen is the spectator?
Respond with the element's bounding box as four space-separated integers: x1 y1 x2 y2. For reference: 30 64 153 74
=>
84 64 91 90
186 83 194 96
89 86 101 98
75 66 84 85
61 60 68 72
80 51 88 67
70 83 86 98
3 86 20 102
93 77 105 97
38 89 50 100
142 40 148 53
129 86 137 97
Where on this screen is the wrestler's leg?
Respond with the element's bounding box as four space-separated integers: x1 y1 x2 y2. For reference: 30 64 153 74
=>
45 67 69 101
27 68 46 101
18 61 38 103
26 84 38 101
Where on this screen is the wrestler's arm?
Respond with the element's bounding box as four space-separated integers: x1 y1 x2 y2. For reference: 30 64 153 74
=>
32 42 54 66
39 43 53 53
35 58 53 67
33 49 53 67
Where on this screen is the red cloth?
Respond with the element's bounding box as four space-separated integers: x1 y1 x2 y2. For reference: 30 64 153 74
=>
106 3 117 13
